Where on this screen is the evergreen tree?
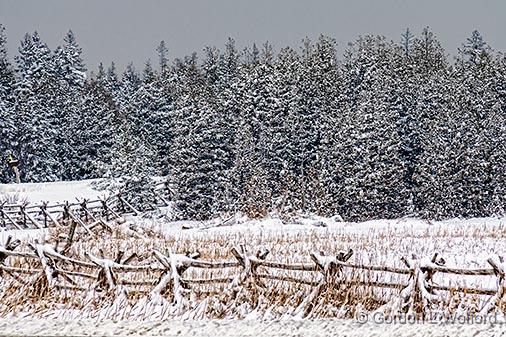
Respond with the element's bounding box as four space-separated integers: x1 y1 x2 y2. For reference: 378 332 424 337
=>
13 32 59 182
169 52 235 219
333 36 406 220
400 28 415 57
0 24 15 104
53 30 87 179
301 35 341 214
229 43 278 216
156 40 169 73
0 24 16 182
131 60 173 174
449 31 501 217
264 46 302 212
213 38 241 211
69 79 119 179
102 61 120 99
107 127 158 211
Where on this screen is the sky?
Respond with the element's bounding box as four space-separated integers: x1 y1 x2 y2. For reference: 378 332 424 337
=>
0 0 505 73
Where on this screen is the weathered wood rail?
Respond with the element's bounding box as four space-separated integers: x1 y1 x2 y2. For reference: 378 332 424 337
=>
0 229 504 318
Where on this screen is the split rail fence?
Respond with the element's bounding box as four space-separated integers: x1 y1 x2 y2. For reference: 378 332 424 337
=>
0 225 505 317
0 184 169 231
0 182 504 317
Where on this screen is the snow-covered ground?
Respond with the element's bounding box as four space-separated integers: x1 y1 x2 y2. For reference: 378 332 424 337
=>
0 179 106 204
0 318 503 337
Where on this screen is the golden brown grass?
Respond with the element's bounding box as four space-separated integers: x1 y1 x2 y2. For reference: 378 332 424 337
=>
0 217 504 320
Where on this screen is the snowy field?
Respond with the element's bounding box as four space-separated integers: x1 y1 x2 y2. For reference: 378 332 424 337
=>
1 180 505 336
0 179 105 204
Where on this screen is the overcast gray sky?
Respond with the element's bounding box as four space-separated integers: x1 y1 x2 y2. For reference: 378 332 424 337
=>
1 0 505 73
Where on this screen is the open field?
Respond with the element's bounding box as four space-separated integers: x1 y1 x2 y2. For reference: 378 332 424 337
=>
1 211 505 321
1 180 506 337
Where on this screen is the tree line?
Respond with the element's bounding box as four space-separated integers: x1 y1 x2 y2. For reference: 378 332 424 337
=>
0 25 505 221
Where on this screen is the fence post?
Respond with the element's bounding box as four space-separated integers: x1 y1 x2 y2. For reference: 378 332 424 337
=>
116 194 141 217
101 198 110 221
80 199 88 223
0 235 21 276
40 203 48 228
481 256 505 314
399 254 444 316
150 250 200 309
20 204 27 228
118 193 126 214
63 201 70 226
0 204 4 229
293 249 353 318
230 245 270 288
62 219 77 254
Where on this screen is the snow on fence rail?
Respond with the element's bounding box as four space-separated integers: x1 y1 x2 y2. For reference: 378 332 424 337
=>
0 226 505 318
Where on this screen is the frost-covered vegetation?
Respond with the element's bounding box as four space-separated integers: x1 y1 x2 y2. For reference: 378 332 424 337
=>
0 25 505 220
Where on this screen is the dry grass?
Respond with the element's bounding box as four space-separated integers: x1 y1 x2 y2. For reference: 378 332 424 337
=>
0 216 505 320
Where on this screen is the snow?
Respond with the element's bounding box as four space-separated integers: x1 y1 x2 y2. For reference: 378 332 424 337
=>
0 228 46 243
0 318 503 337
0 179 106 204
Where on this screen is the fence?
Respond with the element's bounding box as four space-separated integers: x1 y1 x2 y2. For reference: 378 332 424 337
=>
0 219 505 318
0 187 169 231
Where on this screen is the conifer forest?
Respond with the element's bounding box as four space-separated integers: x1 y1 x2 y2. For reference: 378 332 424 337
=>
0 25 505 221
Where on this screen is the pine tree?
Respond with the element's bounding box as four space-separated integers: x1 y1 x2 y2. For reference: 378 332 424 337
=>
489 54 506 214
458 30 492 67
333 36 406 220
156 40 169 73
107 128 158 211
386 29 425 214
400 28 415 57
53 30 87 179
53 30 86 86
265 46 302 212
13 32 60 182
130 60 173 174
301 35 341 214
213 38 241 212
69 79 119 179
229 43 277 216
169 53 233 219
102 62 121 99
113 62 141 165
0 99 15 183
200 44 237 213
117 62 140 112
0 24 15 104
405 28 452 218
0 24 16 182
448 31 501 217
